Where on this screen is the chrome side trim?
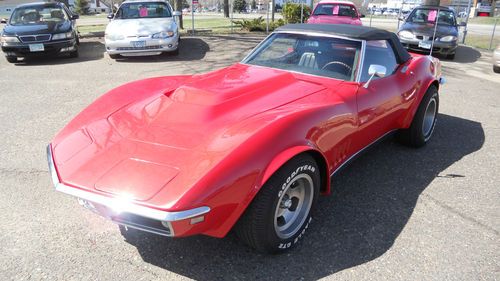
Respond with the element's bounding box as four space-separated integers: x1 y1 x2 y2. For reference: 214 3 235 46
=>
47 144 210 224
330 130 397 177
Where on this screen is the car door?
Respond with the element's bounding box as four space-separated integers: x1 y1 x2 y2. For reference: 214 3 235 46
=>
354 40 415 151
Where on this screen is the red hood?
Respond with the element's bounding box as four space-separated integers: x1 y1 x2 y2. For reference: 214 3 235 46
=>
307 15 362 25
51 64 334 209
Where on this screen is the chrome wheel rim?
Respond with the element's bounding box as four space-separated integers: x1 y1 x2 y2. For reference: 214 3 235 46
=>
423 97 437 138
274 173 314 239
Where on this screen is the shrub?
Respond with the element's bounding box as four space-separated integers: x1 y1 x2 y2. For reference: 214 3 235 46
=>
233 17 285 32
282 3 311 23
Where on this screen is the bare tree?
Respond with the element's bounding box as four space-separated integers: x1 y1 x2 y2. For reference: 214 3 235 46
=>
176 0 184 29
224 0 229 17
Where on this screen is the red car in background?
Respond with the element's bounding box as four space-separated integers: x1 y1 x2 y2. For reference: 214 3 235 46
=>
307 0 364 25
48 24 443 254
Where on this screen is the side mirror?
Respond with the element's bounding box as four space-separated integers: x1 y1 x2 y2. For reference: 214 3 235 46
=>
107 13 114 19
0 18 7 24
173 11 182 17
71 14 79 20
363 64 387 88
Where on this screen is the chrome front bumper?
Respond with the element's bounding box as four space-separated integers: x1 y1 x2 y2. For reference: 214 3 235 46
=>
47 144 210 237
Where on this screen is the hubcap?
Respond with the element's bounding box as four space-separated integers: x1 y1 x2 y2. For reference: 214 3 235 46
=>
274 173 314 239
422 97 437 138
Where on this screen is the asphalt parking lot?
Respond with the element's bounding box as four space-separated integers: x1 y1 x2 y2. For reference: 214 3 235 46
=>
0 36 498 280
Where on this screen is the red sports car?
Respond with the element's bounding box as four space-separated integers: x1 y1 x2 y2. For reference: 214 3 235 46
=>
48 24 443 254
307 1 364 26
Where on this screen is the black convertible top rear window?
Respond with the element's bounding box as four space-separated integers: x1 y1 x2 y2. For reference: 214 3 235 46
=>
277 24 411 64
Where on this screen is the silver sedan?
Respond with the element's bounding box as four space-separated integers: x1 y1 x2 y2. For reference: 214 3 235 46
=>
104 0 181 59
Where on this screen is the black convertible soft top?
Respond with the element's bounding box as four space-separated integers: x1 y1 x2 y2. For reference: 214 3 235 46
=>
276 24 411 64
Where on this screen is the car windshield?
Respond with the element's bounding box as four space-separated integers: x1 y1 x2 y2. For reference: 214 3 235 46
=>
243 33 362 81
115 2 172 19
406 8 456 25
313 4 357 17
9 6 68 25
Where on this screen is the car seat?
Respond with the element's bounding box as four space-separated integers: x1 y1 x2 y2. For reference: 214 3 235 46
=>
298 52 318 69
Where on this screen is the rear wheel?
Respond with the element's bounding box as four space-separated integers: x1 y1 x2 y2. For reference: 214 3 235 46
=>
235 154 320 254
397 85 439 147
6 56 17 63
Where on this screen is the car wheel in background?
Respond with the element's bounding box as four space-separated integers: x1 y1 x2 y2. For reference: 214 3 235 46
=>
235 154 320 254
446 53 455 60
6 57 17 63
69 49 79 58
494 66 500 73
397 85 439 147
109 54 120 59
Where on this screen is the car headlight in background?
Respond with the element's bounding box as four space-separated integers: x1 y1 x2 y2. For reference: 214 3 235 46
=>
439 35 457 42
1 35 20 43
52 32 73 40
152 31 175 39
105 33 125 41
398 30 415 40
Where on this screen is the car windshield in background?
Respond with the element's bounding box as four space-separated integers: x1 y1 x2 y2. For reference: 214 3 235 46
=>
115 2 172 19
313 4 357 17
243 33 362 81
406 8 456 25
10 6 68 25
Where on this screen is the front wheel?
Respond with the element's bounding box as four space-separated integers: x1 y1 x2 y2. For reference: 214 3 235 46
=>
397 85 439 147
6 56 17 63
235 154 320 254
109 54 120 60
446 53 455 60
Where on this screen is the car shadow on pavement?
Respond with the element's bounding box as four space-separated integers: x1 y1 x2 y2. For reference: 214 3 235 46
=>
443 45 481 63
113 38 209 63
119 113 484 280
13 41 105 66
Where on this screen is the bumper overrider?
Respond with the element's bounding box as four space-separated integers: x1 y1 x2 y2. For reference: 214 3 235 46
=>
47 144 210 237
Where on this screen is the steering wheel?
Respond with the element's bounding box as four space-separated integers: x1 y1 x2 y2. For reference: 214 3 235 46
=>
321 61 352 76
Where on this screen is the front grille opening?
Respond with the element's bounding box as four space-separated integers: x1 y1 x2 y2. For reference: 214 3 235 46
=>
116 45 162 51
111 212 172 236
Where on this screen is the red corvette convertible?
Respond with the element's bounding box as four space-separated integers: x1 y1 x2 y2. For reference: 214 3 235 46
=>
48 24 443 253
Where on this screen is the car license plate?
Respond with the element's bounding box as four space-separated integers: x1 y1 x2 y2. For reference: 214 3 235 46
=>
418 41 431 49
132 41 146 48
29 43 44 52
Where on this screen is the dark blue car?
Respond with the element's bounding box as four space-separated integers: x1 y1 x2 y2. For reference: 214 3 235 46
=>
0 2 79 63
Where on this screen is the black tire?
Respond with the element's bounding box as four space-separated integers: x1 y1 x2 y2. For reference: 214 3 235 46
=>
494 66 500 73
397 85 439 147
171 47 179 56
235 154 320 254
69 49 79 58
109 54 120 59
6 56 17 63
446 53 455 60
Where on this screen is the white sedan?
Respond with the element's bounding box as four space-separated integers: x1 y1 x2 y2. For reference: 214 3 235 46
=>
105 0 181 59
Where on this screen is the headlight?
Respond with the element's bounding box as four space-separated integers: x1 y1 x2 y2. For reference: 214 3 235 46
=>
1 35 20 43
398 30 415 40
439 35 457 42
52 32 73 40
152 31 175 39
105 33 125 41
